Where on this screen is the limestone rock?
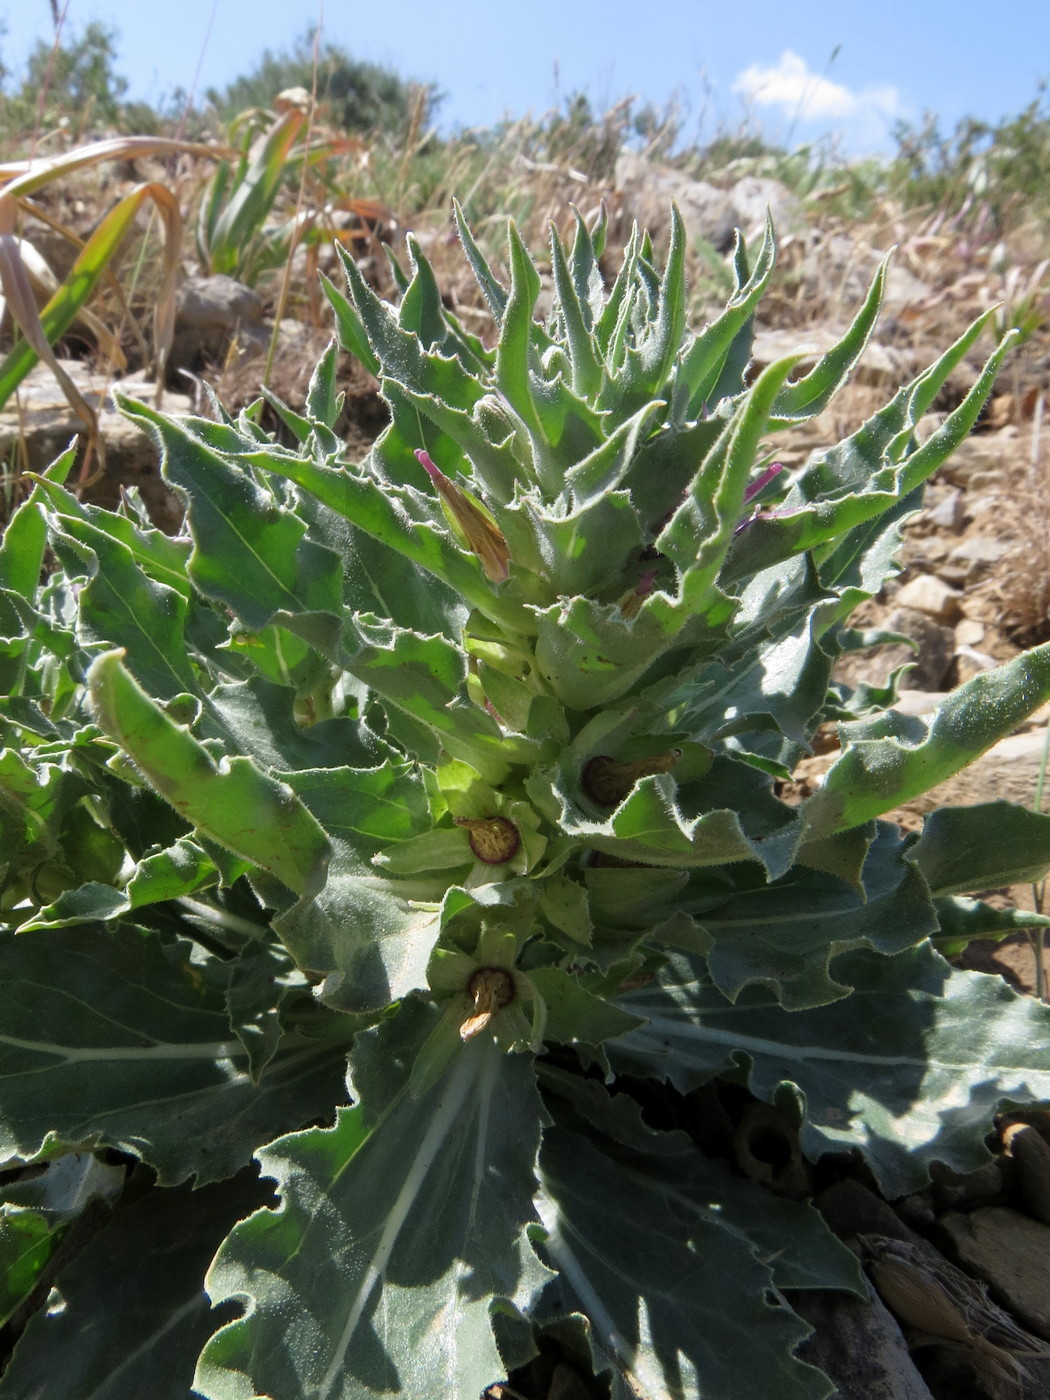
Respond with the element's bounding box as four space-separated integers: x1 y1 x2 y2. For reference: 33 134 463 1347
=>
916 412 947 443
613 157 803 250
948 535 1011 580
953 645 999 685
815 1178 926 1247
955 618 986 648
614 152 736 249
894 574 963 624
939 1207 1050 1341
175 275 264 330
725 174 804 239
792 1285 935 1399
750 324 915 386
818 234 929 310
926 487 965 532
929 1160 1006 1211
904 536 950 569
0 360 189 529
170 275 265 371
218 316 312 372
906 727 1049 816
939 430 1018 486
966 492 1007 527
835 606 955 694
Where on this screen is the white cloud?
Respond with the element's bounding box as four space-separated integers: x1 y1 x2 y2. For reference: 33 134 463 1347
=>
733 50 900 127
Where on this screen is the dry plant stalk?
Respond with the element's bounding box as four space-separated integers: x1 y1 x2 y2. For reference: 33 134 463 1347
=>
1002 1122 1050 1225
994 391 1050 645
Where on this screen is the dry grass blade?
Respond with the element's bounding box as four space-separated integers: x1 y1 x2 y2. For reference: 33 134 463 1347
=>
17 193 151 367
0 133 230 485
0 136 234 201
142 184 181 405
0 193 101 475
2 234 127 371
862 1233 1050 1390
991 391 1050 646
0 181 183 435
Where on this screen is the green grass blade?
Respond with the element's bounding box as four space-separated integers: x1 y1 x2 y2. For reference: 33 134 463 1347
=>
206 102 307 276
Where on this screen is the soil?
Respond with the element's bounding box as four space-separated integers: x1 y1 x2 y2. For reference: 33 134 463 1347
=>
959 931 1048 998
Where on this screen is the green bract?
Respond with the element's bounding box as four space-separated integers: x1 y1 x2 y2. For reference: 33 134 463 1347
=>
3 206 1050 1399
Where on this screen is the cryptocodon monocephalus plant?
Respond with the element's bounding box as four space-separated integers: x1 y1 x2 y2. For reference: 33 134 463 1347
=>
3 204 1050 1398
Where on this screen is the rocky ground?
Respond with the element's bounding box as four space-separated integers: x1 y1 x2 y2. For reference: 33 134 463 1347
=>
771 387 1050 998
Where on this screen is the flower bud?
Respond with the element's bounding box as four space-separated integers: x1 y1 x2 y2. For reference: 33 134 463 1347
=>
452 815 521 864
735 462 785 536
415 448 510 583
582 750 681 806
616 569 658 620
743 461 784 506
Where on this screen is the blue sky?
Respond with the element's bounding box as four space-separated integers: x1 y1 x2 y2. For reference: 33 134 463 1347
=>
1 0 1047 154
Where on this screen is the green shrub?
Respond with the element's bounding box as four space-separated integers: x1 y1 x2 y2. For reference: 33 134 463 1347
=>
206 30 435 136
892 83 1050 229
0 22 153 138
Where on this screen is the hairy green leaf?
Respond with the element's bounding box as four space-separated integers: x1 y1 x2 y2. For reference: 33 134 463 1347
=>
612 942 1050 1196
0 925 348 1184
805 643 1050 835
88 650 331 896
535 1122 832 1400
907 800 1050 894
0 1171 270 1400
197 999 548 1400
116 396 343 632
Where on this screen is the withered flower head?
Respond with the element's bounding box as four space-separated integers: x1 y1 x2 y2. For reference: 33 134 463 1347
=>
583 750 682 807
460 966 516 1041
452 815 521 864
